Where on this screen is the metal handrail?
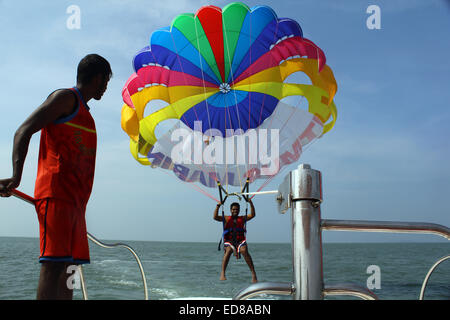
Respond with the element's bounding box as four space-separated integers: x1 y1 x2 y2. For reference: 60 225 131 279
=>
236 218 450 300
323 284 378 300
234 164 449 301
233 219 449 300
233 282 379 301
10 189 149 300
233 282 294 300
320 219 449 300
85 233 149 300
321 219 450 240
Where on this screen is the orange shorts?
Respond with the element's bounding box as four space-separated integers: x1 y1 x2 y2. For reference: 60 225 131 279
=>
35 198 90 264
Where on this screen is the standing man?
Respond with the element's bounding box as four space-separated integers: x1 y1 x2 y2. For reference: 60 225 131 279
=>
214 199 258 283
0 54 112 299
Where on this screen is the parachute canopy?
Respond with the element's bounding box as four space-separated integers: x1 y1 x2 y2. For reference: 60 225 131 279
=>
121 2 338 198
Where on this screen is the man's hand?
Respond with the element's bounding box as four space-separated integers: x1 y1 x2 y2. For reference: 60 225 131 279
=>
213 202 223 221
246 197 256 221
0 177 20 197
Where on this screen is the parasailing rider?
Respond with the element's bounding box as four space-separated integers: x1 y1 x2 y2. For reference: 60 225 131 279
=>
213 198 258 283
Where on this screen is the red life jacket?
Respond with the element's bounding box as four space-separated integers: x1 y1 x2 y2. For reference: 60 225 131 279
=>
34 87 97 208
223 216 247 243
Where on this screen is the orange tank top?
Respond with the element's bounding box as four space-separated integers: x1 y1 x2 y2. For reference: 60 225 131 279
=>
34 87 97 208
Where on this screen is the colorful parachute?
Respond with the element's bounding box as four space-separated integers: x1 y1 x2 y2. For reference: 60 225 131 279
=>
121 2 338 198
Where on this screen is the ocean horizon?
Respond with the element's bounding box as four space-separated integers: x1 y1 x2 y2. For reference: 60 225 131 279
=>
0 237 448 300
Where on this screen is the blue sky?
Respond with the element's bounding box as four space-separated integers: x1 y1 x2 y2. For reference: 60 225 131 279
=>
0 0 449 243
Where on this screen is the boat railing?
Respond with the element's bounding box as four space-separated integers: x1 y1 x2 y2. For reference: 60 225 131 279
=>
233 164 450 300
11 189 149 300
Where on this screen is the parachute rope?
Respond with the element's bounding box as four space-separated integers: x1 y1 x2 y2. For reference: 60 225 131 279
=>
222 17 248 193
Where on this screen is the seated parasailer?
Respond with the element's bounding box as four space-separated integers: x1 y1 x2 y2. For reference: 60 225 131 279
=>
214 198 257 283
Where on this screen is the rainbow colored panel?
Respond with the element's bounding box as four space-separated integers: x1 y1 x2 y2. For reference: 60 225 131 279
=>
121 2 338 182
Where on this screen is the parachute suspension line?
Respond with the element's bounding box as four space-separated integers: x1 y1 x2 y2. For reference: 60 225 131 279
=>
244 200 248 235
217 181 229 251
254 105 298 194
137 42 220 190
223 64 248 192
165 27 222 189
223 97 230 193
168 31 206 131
245 12 255 186
222 15 241 194
243 180 250 239
247 13 253 132
217 181 228 204
193 14 214 136
222 76 246 193
192 15 225 189
241 179 250 241
242 178 250 203
225 98 245 192
255 86 313 194
253 15 308 194
222 9 255 189
257 18 283 131
222 15 242 124
244 18 280 194
251 98 295 194
166 31 201 126
139 48 163 155
219 73 235 192
217 178 250 204
167 28 220 188
222 88 230 193
256 17 281 129
256 123 319 194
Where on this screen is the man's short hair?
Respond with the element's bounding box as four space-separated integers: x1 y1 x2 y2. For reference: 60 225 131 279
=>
230 202 240 210
77 54 112 85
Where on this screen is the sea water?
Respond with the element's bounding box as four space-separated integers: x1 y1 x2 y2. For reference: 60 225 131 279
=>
0 237 448 300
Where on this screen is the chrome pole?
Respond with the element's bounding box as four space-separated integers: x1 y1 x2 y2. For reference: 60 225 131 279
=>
290 164 324 300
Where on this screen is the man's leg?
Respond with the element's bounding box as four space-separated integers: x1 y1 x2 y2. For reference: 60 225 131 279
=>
220 246 234 281
37 262 73 300
36 198 75 299
240 245 257 283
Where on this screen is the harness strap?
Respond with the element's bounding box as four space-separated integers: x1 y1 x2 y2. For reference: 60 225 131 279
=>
216 179 250 251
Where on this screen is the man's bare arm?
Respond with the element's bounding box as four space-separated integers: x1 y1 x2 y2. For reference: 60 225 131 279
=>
246 198 256 221
0 90 76 196
213 203 223 222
